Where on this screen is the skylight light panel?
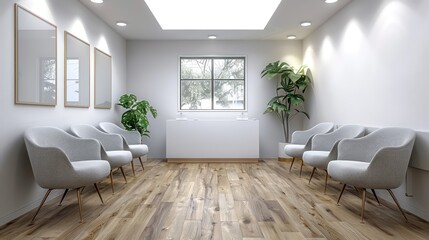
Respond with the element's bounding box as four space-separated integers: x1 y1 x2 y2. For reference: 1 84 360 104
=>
144 0 282 30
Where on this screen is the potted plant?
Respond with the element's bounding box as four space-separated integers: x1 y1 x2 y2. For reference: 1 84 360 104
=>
261 61 312 160
118 94 157 137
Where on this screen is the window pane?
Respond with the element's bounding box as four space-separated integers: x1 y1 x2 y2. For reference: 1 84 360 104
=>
214 80 244 109
181 59 212 79
181 80 212 110
214 59 244 79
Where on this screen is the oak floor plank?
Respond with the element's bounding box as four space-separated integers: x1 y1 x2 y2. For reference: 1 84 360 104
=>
221 221 242 240
258 222 283 240
219 193 238 222
180 220 201 240
235 201 264 238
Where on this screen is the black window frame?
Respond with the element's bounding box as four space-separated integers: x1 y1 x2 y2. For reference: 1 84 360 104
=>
179 56 246 111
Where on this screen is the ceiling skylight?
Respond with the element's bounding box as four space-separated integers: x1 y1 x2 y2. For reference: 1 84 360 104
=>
144 0 282 30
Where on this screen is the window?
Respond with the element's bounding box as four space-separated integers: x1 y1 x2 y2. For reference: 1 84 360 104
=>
180 57 246 110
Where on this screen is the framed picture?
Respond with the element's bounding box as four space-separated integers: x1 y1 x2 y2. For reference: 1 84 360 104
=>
15 4 57 106
94 48 112 109
64 31 90 108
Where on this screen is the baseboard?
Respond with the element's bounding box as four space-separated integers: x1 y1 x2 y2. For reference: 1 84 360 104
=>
278 157 293 162
0 190 62 227
167 158 259 163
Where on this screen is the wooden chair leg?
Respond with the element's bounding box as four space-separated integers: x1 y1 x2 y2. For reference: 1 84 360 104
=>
76 188 83 223
139 157 145 170
387 189 408 222
289 158 295 172
337 184 347 205
59 189 69 206
109 171 115 194
299 160 304 177
324 170 329 194
94 183 104 205
361 188 367 223
119 167 127 183
308 167 316 184
131 161 136 176
31 189 52 224
371 189 381 205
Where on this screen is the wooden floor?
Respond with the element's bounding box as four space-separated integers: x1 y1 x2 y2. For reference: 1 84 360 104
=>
0 159 428 240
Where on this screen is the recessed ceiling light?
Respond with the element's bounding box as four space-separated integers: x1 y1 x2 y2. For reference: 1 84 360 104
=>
208 35 217 39
144 0 282 30
116 21 127 27
324 0 338 3
287 35 296 40
91 0 103 3
300 21 312 27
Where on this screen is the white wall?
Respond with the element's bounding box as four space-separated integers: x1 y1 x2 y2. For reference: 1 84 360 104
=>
126 40 303 158
0 0 127 225
303 0 429 220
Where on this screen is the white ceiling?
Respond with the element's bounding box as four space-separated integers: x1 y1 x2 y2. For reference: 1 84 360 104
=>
79 0 352 40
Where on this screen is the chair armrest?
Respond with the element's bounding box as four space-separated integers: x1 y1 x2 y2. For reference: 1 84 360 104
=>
291 130 314 144
337 137 378 162
366 146 413 188
61 136 102 161
327 142 339 160
93 132 123 151
303 135 314 151
25 144 75 188
312 134 338 151
119 130 141 145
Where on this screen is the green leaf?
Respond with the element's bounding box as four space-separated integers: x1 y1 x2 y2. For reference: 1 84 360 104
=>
288 73 302 82
289 94 305 106
149 106 158 118
295 109 310 119
118 94 137 109
267 96 282 105
263 106 274 114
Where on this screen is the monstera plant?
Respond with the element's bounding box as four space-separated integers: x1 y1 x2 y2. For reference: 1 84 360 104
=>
261 61 312 143
118 94 157 137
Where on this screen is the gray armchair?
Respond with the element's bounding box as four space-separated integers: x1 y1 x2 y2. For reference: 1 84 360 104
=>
99 122 148 175
303 125 366 192
70 124 133 194
327 127 416 222
285 122 334 176
24 127 110 223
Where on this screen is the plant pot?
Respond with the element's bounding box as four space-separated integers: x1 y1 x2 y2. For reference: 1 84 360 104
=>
278 142 293 162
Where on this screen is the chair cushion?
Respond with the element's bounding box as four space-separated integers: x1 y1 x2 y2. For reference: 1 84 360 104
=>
129 144 148 158
65 160 110 189
303 151 331 170
284 144 305 158
105 150 133 168
327 160 371 188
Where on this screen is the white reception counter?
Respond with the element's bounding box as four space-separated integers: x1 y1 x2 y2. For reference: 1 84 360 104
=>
166 119 259 163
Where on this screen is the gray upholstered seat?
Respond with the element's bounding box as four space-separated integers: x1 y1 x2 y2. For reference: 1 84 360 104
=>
327 127 416 222
303 125 366 192
284 122 334 176
70 124 133 193
24 127 110 223
99 122 148 175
